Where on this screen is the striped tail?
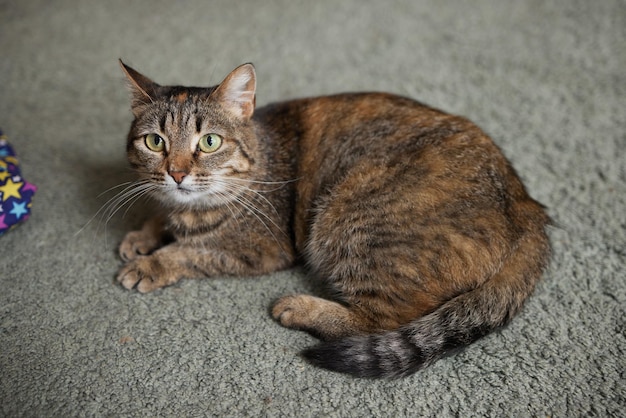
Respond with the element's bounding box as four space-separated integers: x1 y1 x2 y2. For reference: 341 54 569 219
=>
303 232 550 378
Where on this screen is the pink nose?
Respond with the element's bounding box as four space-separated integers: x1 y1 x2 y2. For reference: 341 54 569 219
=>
169 171 188 184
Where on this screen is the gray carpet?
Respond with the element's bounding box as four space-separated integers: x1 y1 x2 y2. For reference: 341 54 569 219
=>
1 0 624 416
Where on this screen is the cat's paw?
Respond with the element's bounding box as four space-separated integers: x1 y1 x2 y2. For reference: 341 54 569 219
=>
272 294 318 329
272 295 362 340
116 256 175 293
119 230 161 262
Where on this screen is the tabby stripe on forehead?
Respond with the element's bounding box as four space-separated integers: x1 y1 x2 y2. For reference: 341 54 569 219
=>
159 114 167 133
182 111 190 128
177 109 185 126
195 116 203 133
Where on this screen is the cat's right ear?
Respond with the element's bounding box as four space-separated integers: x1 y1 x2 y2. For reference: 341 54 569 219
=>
119 60 160 117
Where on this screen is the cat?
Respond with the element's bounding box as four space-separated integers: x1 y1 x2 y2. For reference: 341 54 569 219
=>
117 60 551 378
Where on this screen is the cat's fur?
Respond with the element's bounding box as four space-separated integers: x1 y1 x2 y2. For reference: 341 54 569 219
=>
117 60 551 378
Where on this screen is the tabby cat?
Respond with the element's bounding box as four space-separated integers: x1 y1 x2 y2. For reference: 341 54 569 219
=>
117 60 551 378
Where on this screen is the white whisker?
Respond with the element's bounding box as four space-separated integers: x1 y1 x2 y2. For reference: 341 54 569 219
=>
211 178 282 218
213 182 289 252
75 180 157 242
218 176 299 193
219 176 299 186
102 183 154 223
114 184 158 222
96 181 134 198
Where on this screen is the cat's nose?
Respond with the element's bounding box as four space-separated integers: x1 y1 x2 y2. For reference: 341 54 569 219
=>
169 171 188 184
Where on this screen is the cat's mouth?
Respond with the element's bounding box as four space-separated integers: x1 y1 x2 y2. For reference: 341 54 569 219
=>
164 185 205 205
174 186 197 197
161 181 223 206
164 183 194 196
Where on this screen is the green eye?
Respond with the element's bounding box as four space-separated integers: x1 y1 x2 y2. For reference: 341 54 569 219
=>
198 133 223 153
145 134 165 152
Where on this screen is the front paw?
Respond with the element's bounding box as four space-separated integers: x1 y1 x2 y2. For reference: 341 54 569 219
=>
119 230 161 262
117 256 175 293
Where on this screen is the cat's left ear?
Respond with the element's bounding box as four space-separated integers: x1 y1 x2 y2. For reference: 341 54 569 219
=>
211 63 256 120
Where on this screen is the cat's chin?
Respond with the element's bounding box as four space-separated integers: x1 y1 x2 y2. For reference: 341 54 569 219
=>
157 189 223 209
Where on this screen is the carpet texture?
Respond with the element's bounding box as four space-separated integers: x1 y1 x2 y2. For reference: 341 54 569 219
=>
1 0 624 416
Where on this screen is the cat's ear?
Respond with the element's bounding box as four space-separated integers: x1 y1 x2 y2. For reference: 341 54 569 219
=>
119 59 161 117
211 63 256 120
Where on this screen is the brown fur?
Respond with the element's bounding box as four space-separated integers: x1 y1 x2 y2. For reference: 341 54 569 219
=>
116 61 551 377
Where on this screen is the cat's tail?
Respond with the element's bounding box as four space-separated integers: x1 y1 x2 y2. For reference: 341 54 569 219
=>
302 230 550 378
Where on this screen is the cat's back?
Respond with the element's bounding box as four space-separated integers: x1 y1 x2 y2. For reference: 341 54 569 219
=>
258 92 457 144
258 92 488 190
259 92 490 172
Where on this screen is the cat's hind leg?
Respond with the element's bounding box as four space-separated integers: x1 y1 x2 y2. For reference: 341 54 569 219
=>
272 294 376 340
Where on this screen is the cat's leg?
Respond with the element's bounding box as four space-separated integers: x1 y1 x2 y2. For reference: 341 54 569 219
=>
117 243 191 292
119 215 167 262
118 238 294 292
272 295 376 340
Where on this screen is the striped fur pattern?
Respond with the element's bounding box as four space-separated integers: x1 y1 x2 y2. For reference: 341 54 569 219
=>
117 61 551 378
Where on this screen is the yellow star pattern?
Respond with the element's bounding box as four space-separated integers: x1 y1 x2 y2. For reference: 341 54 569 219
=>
0 178 22 201
0 170 10 182
4 156 18 166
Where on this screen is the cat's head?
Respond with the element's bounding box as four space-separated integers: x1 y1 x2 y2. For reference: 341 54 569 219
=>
120 60 260 208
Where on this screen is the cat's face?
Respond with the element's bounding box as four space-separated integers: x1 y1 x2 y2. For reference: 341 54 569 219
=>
121 62 258 208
